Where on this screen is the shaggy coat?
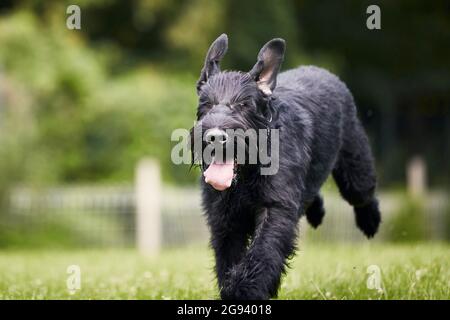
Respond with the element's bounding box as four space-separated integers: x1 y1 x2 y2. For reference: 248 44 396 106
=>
192 34 381 300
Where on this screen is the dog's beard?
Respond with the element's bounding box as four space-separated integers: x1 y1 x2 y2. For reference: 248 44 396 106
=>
190 111 268 191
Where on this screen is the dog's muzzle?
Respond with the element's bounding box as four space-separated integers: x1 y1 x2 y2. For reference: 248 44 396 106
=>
202 128 236 191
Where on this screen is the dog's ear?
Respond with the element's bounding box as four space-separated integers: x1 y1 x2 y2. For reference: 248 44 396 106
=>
196 34 228 94
249 38 285 95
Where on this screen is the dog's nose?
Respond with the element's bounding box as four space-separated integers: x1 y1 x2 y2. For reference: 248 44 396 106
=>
205 128 228 144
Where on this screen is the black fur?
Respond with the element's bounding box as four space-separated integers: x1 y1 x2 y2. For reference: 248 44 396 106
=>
305 194 325 228
191 34 381 300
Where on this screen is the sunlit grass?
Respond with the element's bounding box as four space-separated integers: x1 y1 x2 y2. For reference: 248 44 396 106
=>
0 243 448 299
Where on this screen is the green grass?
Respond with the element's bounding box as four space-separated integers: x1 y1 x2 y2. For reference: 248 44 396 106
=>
0 243 449 299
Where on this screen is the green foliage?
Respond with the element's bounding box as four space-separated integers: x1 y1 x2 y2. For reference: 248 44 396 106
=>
0 11 199 187
0 210 131 249
0 11 106 185
386 194 427 243
0 1 449 190
81 71 198 183
445 197 450 241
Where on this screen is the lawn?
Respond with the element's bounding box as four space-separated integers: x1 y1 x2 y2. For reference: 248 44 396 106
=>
0 243 448 299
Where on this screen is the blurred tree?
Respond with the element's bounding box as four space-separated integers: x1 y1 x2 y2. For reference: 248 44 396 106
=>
0 10 197 185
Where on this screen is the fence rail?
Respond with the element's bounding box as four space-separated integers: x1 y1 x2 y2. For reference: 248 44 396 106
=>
2 160 449 251
4 186 449 248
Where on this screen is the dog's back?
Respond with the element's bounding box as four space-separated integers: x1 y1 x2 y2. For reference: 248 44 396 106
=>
274 65 380 237
276 65 356 124
273 66 353 201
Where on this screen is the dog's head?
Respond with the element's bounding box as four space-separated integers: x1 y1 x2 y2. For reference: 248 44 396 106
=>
191 34 285 191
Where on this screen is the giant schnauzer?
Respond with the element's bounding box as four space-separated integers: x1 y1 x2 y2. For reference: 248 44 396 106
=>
191 34 381 300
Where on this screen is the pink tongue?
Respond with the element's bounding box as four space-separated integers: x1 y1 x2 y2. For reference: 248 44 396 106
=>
204 160 235 191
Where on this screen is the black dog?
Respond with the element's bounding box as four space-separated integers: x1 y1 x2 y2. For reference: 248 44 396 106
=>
191 34 381 300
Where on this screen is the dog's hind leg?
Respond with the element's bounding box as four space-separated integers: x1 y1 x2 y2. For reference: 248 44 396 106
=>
305 194 325 228
332 119 381 238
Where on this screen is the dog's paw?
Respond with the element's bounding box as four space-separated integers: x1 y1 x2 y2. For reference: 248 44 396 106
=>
221 282 267 300
305 196 325 228
220 267 268 300
354 199 381 238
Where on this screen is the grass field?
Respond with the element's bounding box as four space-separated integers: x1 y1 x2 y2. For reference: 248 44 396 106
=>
0 243 449 300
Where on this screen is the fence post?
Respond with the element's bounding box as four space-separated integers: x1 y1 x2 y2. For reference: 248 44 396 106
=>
135 158 161 256
407 156 427 197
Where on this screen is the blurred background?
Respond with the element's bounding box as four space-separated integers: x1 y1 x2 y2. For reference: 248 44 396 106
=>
0 0 449 250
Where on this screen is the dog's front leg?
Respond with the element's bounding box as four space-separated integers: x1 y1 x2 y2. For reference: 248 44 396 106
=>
221 206 299 300
209 218 249 294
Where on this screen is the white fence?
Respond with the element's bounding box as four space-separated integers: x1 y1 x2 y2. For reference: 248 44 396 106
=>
3 160 449 252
